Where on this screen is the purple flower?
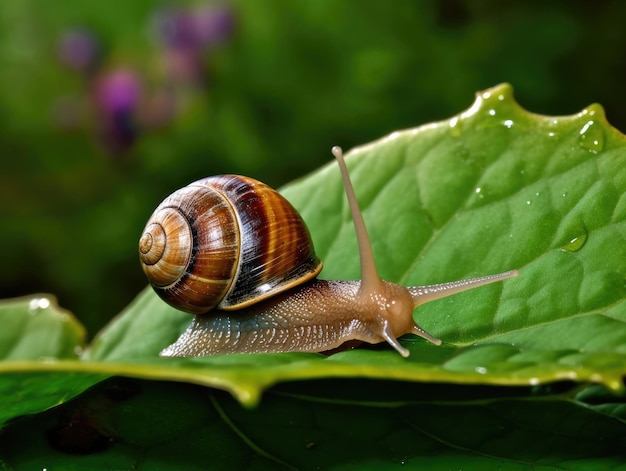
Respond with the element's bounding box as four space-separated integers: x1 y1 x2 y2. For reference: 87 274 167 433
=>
95 69 141 115
151 4 235 50
58 28 101 74
191 5 234 47
151 8 198 50
150 4 235 87
94 69 142 153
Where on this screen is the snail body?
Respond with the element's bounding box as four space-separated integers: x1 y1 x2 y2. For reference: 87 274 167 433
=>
141 147 518 357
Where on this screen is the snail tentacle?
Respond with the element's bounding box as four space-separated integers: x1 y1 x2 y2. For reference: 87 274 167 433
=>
407 270 519 307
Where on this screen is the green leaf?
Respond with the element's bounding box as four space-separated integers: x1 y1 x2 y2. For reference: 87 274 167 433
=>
0 296 107 426
86 83 626 400
2 378 625 470
1 84 625 424
0 295 85 361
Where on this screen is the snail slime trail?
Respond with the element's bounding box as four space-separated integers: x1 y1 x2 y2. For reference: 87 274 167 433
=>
139 146 519 358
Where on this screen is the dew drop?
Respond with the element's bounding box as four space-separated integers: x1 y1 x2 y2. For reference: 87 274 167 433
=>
579 120 604 154
475 366 487 374
488 109 496 116
560 232 588 252
29 297 51 315
449 116 462 137
503 119 514 128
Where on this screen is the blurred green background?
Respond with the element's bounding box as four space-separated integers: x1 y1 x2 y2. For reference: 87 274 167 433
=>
2 0 625 336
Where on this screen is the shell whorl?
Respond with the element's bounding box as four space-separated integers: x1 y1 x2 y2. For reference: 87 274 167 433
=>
139 175 322 314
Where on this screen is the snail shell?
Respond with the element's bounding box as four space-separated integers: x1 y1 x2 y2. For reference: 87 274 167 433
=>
139 175 322 314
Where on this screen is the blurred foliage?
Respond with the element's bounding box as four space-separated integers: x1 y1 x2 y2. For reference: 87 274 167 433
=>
2 0 626 335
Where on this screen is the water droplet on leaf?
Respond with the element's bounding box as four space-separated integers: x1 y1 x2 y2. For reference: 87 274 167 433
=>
449 116 462 136
29 297 51 315
579 120 604 154
560 232 588 252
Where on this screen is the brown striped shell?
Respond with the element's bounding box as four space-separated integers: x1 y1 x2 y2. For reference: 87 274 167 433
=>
139 175 323 315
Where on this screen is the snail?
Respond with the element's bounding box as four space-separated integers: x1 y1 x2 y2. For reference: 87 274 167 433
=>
139 146 518 357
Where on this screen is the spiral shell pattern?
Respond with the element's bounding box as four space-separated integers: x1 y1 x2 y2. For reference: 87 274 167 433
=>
139 175 322 314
